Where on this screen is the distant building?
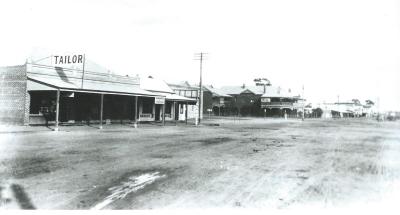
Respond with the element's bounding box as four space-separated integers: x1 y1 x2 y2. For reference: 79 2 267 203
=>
260 86 304 117
168 81 214 119
217 84 265 116
316 100 376 118
203 86 233 116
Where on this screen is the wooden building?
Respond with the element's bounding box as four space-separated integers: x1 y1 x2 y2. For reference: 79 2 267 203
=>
260 86 304 117
139 77 196 122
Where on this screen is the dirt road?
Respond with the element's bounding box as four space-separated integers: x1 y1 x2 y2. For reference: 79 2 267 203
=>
1 118 400 209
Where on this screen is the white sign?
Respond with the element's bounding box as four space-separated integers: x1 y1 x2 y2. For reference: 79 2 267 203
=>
155 96 165 104
54 55 84 64
261 98 271 103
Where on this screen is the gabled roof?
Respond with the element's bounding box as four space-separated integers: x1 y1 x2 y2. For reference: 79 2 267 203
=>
168 82 199 90
203 86 232 98
218 85 265 95
141 77 196 103
140 77 174 93
245 86 266 95
155 92 197 103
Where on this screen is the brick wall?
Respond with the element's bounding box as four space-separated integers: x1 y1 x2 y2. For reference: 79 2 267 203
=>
0 65 28 125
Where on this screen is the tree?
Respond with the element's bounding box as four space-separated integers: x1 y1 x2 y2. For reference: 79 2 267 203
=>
352 99 361 104
365 100 375 105
312 108 323 118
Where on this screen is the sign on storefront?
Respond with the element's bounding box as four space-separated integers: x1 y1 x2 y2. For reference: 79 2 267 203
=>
155 96 165 104
261 98 271 103
54 55 84 64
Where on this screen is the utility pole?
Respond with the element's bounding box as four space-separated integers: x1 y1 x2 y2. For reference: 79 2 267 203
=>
81 54 86 88
302 85 305 121
377 96 380 122
194 52 207 125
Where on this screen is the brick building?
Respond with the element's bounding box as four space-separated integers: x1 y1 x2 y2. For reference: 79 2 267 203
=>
0 65 30 124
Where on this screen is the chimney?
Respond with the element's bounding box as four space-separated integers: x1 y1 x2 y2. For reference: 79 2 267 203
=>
242 83 246 89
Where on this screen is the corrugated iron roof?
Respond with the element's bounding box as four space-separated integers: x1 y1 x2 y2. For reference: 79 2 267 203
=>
140 77 196 103
28 75 158 96
140 77 174 93
25 62 158 96
156 92 197 103
203 86 232 98
261 86 296 98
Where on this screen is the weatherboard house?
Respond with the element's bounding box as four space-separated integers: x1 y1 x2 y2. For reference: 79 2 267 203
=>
203 85 233 116
260 86 304 117
0 56 195 128
217 84 265 116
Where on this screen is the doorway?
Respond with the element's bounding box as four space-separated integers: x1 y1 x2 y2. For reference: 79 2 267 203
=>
155 104 161 121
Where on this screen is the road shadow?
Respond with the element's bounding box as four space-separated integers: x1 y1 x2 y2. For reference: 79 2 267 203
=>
0 183 36 209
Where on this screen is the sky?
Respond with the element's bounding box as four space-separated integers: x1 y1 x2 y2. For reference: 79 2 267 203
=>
0 0 399 111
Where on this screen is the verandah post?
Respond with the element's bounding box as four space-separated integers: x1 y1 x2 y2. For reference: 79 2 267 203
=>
54 89 60 131
99 94 104 129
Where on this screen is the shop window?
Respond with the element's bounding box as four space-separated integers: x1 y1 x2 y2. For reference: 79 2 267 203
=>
192 90 198 98
185 90 190 97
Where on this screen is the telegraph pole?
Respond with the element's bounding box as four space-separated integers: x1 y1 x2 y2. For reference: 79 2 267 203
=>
194 52 207 125
302 85 305 121
81 54 86 88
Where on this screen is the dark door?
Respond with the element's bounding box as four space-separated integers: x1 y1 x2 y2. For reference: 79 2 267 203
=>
155 104 161 121
175 103 179 120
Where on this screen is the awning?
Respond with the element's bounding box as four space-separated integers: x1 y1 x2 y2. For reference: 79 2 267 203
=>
156 92 197 103
27 75 160 97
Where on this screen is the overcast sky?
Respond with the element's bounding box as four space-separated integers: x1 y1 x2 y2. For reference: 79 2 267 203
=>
1 0 399 110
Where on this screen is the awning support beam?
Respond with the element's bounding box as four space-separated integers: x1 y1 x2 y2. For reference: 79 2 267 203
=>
173 101 177 124
54 89 60 131
185 102 188 125
134 96 138 128
162 103 166 126
99 94 104 129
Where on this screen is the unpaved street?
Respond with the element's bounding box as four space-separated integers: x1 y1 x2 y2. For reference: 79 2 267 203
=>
1 118 400 209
